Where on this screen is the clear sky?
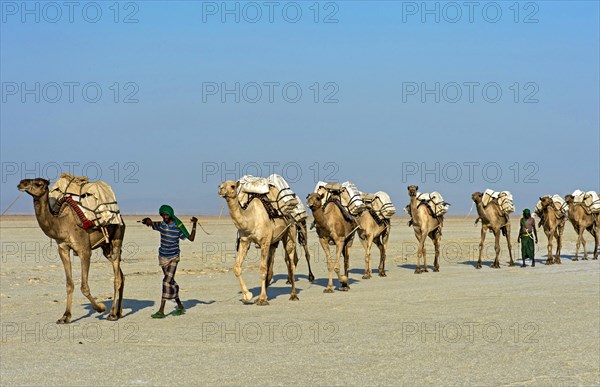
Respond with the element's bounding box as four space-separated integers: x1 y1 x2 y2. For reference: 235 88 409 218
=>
1 0 598 215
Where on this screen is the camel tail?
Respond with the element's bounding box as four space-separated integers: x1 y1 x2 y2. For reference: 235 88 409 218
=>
501 226 507 236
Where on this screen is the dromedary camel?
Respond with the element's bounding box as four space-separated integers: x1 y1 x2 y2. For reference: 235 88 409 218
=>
218 181 298 305
306 192 355 292
17 178 125 323
472 192 515 269
564 195 599 260
352 204 391 279
538 196 566 265
407 186 443 273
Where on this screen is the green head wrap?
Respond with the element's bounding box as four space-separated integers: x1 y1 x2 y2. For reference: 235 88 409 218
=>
523 209 530 215
159 205 190 238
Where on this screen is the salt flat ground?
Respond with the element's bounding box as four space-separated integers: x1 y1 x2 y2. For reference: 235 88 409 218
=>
1 216 599 386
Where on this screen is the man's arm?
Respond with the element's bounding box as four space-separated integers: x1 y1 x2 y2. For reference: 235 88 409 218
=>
187 217 198 242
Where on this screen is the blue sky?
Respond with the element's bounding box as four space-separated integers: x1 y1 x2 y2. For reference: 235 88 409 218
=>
1 1 598 215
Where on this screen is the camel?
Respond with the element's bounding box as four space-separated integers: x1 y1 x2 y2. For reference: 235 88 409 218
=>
564 195 599 260
17 178 125 324
351 204 391 279
537 196 566 265
306 192 356 292
472 192 515 269
407 186 443 273
218 181 298 305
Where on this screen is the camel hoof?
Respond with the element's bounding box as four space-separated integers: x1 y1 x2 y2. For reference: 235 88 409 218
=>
509 262 515 267
573 258 579 261
582 257 588 261
555 260 561 264
107 314 118 321
255 299 269 306
593 258 598 260
323 288 334 293
94 302 107 313
286 280 292 285
433 267 439 272
378 271 387 277
242 292 254 303
308 275 315 282
362 273 372 280
339 286 350 292
414 268 421 274
289 294 299 301
56 316 71 324
423 268 429 273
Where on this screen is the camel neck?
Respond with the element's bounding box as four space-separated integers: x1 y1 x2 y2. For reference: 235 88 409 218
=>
311 205 327 229
225 196 248 229
33 192 61 239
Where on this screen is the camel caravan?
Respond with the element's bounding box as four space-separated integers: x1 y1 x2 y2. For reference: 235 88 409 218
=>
15 173 600 319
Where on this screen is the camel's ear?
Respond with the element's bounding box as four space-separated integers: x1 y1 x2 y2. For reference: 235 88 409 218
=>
415 186 419 190
234 181 239 190
318 193 324 199
539 197 543 200
41 179 50 187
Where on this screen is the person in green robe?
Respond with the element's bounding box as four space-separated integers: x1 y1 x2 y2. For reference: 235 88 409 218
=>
518 209 538 267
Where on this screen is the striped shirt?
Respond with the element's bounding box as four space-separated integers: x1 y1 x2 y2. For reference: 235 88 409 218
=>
152 221 186 258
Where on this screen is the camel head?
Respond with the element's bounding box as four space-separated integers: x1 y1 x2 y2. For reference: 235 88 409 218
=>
18 178 50 198
564 194 574 204
540 196 553 209
471 192 483 203
306 193 323 210
407 185 419 197
218 180 238 199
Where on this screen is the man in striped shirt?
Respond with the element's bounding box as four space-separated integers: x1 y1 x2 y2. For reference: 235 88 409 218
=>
142 205 197 318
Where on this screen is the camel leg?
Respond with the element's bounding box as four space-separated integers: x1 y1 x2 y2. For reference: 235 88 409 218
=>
339 242 350 291
266 244 277 287
303 242 315 282
421 233 429 273
78 249 107 315
555 224 563 264
580 228 588 260
232 238 253 303
319 238 335 293
476 225 488 269
432 231 440 272
298 223 315 282
545 229 553 265
375 236 387 277
287 248 296 285
57 245 74 324
414 228 424 274
492 231 501 269
359 236 372 279
333 240 350 292
505 222 514 266
284 234 299 301
591 227 599 260
256 242 271 306
107 240 124 320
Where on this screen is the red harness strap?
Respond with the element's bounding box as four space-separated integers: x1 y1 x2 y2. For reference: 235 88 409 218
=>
64 196 94 229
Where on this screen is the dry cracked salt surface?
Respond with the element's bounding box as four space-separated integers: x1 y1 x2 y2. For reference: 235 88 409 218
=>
1 216 599 386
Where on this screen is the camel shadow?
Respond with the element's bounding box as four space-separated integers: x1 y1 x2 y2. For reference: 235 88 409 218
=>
399 264 439 271
76 298 154 322
348 268 381 275
311 276 359 290
182 299 216 309
270 273 312 284
249 283 304 300
558 254 595 261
